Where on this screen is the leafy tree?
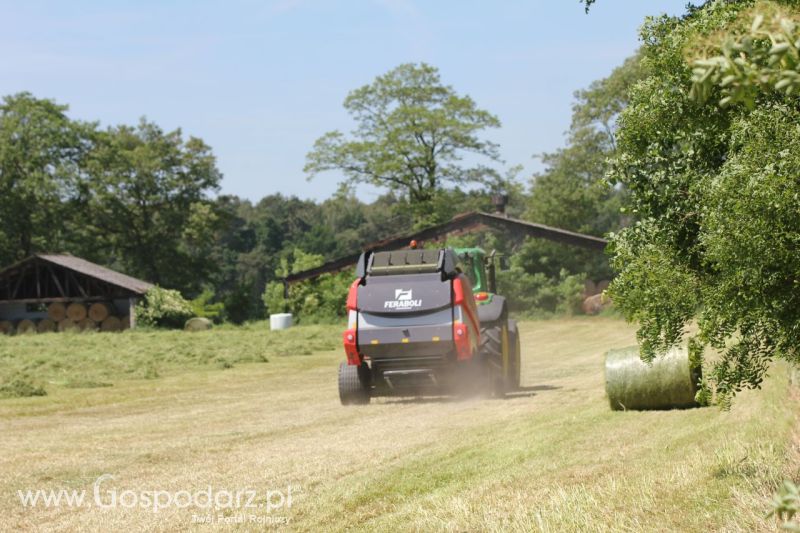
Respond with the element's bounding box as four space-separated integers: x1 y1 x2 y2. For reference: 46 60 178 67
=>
0 93 93 264
690 3 800 106
83 119 222 294
606 0 800 403
305 63 502 224
523 55 643 281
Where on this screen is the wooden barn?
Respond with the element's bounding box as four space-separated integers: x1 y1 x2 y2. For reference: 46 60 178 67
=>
0 254 153 334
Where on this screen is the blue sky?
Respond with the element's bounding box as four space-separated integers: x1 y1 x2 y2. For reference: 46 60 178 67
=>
1 0 688 202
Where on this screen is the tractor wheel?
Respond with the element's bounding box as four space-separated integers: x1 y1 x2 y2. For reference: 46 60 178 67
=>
508 319 521 390
338 362 370 405
480 322 510 397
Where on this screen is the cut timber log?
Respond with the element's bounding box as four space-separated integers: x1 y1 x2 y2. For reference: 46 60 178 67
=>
0 320 14 335
88 302 112 323
37 319 56 333
17 319 36 335
58 319 79 333
66 303 87 322
77 318 97 332
48 303 66 322
100 316 122 332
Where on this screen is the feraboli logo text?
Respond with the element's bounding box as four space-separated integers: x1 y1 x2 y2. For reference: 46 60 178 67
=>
384 289 422 309
395 289 412 300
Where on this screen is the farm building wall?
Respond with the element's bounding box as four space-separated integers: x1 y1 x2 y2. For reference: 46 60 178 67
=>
0 303 49 322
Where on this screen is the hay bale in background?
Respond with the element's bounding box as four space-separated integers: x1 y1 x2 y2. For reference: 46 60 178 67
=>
185 317 213 332
582 293 612 315
37 319 56 333
58 319 78 333
605 345 701 411
583 279 598 298
88 302 111 323
47 303 66 322
17 319 37 335
100 316 122 332
0 320 14 335
77 318 97 332
66 303 87 322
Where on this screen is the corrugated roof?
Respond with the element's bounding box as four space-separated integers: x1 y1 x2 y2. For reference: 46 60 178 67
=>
36 254 154 295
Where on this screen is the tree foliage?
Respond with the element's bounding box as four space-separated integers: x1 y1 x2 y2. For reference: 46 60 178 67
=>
691 2 800 106
607 0 800 403
523 55 643 281
305 63 502 224
0 93 93 264
83 119 222 294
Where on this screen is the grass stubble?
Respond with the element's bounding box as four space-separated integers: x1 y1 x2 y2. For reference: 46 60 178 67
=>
0 317 796 531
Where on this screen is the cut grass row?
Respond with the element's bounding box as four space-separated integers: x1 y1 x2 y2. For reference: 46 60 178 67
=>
0 317 796 531
0 323 340 399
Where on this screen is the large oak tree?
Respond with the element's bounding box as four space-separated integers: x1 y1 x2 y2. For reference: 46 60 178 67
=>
305 63 502 224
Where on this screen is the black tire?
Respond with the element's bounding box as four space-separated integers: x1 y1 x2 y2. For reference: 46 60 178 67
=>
338 362 370 405
480 322 509 397
508 319 521 391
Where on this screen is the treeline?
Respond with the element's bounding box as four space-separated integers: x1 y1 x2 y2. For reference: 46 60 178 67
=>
0 58 637 322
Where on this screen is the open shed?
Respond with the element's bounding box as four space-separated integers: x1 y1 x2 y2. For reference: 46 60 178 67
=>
0 254 153 331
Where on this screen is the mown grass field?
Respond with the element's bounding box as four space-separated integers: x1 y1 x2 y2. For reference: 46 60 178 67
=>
0 317 797 531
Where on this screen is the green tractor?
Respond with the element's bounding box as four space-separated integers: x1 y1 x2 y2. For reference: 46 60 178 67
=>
339 245 521 403
452 247 522 394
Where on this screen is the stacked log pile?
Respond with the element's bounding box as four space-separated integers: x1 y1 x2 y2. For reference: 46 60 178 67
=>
0 302 129 335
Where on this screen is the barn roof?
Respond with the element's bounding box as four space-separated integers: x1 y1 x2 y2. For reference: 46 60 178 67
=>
36 255 154 295
285 210 608 284
0 254 153 303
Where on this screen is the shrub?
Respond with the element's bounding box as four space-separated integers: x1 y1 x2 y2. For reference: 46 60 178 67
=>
498 267 586 317
263 249 351 323
136 286 194 328
190 289 225 322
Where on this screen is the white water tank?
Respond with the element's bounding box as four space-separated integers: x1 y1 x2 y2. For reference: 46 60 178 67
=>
270 313 293 331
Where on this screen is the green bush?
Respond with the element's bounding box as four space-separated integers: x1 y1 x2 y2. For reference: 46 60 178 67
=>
136 286 194 328
190 289 225 322
263 249 352 323
498 268 586 317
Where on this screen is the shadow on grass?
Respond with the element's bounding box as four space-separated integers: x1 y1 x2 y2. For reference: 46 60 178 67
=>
503 384 562 399
376 384 562 404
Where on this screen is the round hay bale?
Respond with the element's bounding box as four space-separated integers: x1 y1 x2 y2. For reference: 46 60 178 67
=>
0 320 14 335
582 294 602 315
185 317 213 332
66 303 87 322
583 279 598 298
605 346 702 411
37 318 57 333
47 303 66 322
88 302 112 323
17 319 37 335
77 318 97 332
100 316 122 332
582 293 613 315
58 319 79 333
120 315 130 330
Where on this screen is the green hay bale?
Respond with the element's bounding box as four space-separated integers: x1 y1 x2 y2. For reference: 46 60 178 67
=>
605 345 702 411
184 317 213 332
